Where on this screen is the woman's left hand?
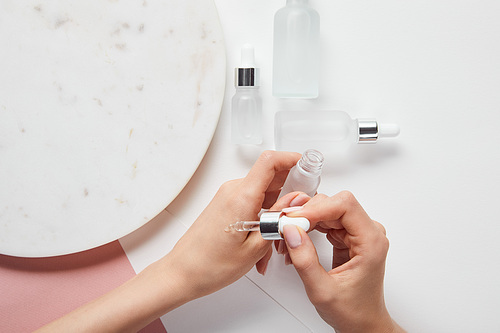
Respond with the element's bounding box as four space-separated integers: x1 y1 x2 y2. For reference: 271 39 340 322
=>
158 151 309 300
37 151 311 333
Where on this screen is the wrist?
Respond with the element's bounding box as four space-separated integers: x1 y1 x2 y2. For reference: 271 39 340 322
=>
358 313 400 333
359 309 397 333
369 316 399 333
331 307 397 333
141 256 197 314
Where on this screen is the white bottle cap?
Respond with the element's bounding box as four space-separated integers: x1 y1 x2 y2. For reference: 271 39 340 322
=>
240 43 256 67
357 119 400 143
279 216 310 234
378 123 400 138
235 44 260 87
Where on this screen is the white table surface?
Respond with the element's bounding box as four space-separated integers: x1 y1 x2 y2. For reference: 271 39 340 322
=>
4 0 498 331
120 1 500 331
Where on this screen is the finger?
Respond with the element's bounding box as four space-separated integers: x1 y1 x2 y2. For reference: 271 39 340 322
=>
326 230 351 268
373 220 387 235
314 225 329 234
283 225 331 291
282 241 289 257
268 192 310 212
265 191 311 211
272 191 311 254
286 191 377 237
243 151 301 195
332 247 350 268
263 170 296 208
262 190 281 209
326 229 348 249
276 239 285 254
269 192 311 256
255 247 273 275
266 170 292 192
274 239 289 257
276 240 290 257
274 239 280 252
244 230 272 261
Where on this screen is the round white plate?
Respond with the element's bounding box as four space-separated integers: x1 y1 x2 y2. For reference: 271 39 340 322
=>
0 0 225 257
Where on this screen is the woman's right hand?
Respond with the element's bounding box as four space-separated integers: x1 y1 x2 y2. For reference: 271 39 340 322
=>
283 191 404 333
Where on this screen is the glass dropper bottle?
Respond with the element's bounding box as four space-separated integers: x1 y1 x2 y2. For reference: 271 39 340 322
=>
277 149 324 199
231 44 262 144
274 110 400 154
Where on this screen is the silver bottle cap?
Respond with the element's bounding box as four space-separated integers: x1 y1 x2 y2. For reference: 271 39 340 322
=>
358 119 378 143
259 211 283 240
235 44 260 87
234 67 260 87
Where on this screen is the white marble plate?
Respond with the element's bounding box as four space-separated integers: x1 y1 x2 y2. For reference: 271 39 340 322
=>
0 0 225 257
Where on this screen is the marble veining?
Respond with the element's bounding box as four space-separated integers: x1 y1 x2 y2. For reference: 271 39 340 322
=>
0 0 225 257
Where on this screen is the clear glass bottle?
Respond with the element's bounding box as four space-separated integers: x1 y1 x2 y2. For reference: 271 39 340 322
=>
273 0 320 99
278 149 324 199
274 110 400 153
231 44 262 144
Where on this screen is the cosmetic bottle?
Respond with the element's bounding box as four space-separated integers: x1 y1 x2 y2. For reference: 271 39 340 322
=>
231 44 262 144
273 0 320 98
274 110 400 153
278 149 324 199
227 211 310 240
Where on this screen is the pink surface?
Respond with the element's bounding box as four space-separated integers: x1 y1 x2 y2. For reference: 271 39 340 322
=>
0 240 166 333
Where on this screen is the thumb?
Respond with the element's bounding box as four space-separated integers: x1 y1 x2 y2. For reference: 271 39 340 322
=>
283 225 330 290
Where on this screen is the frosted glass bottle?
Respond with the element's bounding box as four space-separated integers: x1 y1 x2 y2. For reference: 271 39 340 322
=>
278 149 324 199
273 0 320 98
232 44 262 144
274 110 400 153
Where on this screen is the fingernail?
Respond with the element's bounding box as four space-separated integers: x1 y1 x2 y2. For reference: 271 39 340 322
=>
289 193 309 207
261 261 268 276
283 225 302 249
278 240 285 254
282 206 304 213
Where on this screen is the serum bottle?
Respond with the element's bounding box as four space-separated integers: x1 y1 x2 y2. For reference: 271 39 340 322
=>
273 0 320 98
274 110 400 154
231 44 262 144
278 149 324 199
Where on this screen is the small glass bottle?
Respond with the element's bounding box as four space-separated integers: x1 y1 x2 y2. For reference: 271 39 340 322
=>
273 0 320 98
274 110 400 153
278 149 324 199
231 44 262 144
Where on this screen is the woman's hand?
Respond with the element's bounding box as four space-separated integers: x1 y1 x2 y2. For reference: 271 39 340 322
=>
37 151 304 333
157 150 303 300
283 191 404 333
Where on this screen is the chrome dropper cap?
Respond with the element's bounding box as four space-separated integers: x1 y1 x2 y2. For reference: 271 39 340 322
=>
226 211 310 240
357 119 401 143
234 44 260 87
259 211 283 240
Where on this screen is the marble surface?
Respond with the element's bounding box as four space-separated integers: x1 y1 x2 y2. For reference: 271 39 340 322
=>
0 0 225 257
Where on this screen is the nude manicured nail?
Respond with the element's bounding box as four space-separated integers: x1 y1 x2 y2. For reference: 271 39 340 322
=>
283 225 302 249
282 206 304 213
278 240 285 254
289 194 309 207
